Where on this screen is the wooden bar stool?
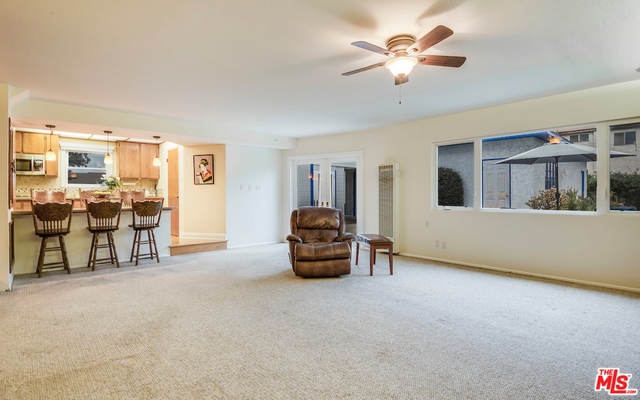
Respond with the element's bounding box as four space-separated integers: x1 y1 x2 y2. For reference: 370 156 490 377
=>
31 200 73 278
31 189 66 203
79 189 98 208
85 199 123 270
130 199 163 266
356 234 394 276
120 189 145 209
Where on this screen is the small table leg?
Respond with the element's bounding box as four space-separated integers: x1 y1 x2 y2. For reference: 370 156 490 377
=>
356 242 359 265
389 244 393 275
370 245 374 276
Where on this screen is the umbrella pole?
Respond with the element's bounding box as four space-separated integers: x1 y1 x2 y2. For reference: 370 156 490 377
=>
555 157 560 210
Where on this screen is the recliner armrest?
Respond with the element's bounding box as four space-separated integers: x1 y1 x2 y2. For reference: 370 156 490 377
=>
335 233 355 242
286 234 303 243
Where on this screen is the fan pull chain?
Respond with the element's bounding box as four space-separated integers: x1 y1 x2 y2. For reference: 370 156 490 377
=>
399 85 402 105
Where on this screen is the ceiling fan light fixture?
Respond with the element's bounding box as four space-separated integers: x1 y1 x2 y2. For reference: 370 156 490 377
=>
385 57 418 77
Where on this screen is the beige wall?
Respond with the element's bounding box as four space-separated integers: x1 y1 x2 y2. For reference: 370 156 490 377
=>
282 79 640 291
1 84 10 290
225 145 282 248
180 144 226 239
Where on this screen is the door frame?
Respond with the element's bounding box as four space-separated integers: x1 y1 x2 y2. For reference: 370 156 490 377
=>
287 151 363 234
167 148 180 236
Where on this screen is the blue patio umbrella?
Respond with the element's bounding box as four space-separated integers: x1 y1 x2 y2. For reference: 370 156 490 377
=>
495 142 634 210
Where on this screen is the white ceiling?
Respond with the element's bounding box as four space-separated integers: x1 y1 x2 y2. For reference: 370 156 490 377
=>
1 0 639 138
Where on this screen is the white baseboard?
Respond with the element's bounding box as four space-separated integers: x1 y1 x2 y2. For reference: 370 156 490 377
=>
399 252 640 294
179 232 227 241
227 241 280 249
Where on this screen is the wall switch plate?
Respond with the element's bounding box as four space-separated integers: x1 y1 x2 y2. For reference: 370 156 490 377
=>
425 221 429 228
435 240 440 247
442 242 447 249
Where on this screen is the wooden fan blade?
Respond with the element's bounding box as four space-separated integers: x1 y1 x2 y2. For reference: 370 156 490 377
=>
409 25 454 54
342 61 386 76
395 75 409 85
351 41 394 57
417 55 466 68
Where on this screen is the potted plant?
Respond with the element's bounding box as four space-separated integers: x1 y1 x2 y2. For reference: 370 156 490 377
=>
100 175 121 196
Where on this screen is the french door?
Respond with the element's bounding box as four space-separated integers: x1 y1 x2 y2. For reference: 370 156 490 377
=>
289 152 363 235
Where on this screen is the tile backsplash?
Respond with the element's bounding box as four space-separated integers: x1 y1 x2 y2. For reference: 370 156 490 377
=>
16 176 159 197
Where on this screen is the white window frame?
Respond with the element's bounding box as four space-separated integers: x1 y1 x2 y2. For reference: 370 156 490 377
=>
60 142 115 188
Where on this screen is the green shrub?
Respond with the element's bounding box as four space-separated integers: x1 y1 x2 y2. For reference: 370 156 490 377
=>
438 167 464 206
610 171 640 209
525 188 595 211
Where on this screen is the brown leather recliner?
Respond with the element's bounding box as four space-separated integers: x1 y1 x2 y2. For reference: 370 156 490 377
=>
287 207 355 277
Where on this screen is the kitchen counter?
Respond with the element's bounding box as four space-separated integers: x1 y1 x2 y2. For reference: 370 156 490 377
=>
11 206 175 216
13 197 165 211
11 207 174 275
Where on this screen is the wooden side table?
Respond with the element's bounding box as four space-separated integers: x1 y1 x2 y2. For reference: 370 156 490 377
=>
355 234 393 276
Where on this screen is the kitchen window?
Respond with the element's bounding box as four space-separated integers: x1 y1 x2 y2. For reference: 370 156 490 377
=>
60 142 114 187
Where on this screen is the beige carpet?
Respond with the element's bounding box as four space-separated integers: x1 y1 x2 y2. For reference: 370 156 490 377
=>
1 244 639 399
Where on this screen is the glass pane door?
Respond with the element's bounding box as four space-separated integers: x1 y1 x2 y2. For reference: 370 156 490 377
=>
294 162 322 208
330 160 357 234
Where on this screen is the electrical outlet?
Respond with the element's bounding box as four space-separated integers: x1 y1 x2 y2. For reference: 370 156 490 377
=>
425 220 429 228
435 240 439 247
442 241 447 249
240 185 243 190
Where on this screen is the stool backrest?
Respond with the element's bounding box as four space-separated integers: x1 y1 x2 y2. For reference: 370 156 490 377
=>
132 199 164 228
120 190 145 208
31 200 73 234
85 199 123 230
31 189 67 203
79 189 98 208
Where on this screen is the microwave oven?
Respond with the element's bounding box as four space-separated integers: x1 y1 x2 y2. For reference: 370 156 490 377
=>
15 153 46 175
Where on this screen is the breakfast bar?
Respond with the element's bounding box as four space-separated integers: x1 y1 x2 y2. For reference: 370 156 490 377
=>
12 207 174 275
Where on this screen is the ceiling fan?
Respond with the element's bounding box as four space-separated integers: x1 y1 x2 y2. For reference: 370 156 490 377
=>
342 25 466 85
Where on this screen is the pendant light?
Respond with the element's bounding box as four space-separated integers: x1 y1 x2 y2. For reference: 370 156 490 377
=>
45 125 56 161
103 131 113 164
152 136 161 166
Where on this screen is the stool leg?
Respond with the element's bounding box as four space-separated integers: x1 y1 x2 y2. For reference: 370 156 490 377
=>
150 230 160 263
130 230 138 262
389 244 393 275
147 230 154 260
87 233 96 268
369 245 374 276
107 232 115 264
109 232 120 268
374 248 377 264
135 230 142 266
356 242 359 265
59 236 70 274
92 233 100 271
37 237 47 278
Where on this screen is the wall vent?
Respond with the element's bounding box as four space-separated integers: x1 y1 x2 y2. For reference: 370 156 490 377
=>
379 163 399 253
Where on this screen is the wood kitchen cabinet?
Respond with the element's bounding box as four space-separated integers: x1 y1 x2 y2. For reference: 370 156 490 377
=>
14 131 22 153
21 133 46 154
45 135 59 177
140 143 160 179
117 142 141 179
117 142 159 179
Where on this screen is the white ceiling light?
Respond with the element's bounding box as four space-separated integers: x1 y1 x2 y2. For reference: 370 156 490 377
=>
385 57 418 77
45 125 56 161
57 131 93 139
103 131 113 165
127 138 163 143
152 136 161 167
90 134 128 141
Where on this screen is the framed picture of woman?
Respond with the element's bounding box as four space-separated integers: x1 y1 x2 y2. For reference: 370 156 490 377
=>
193 154 214 185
